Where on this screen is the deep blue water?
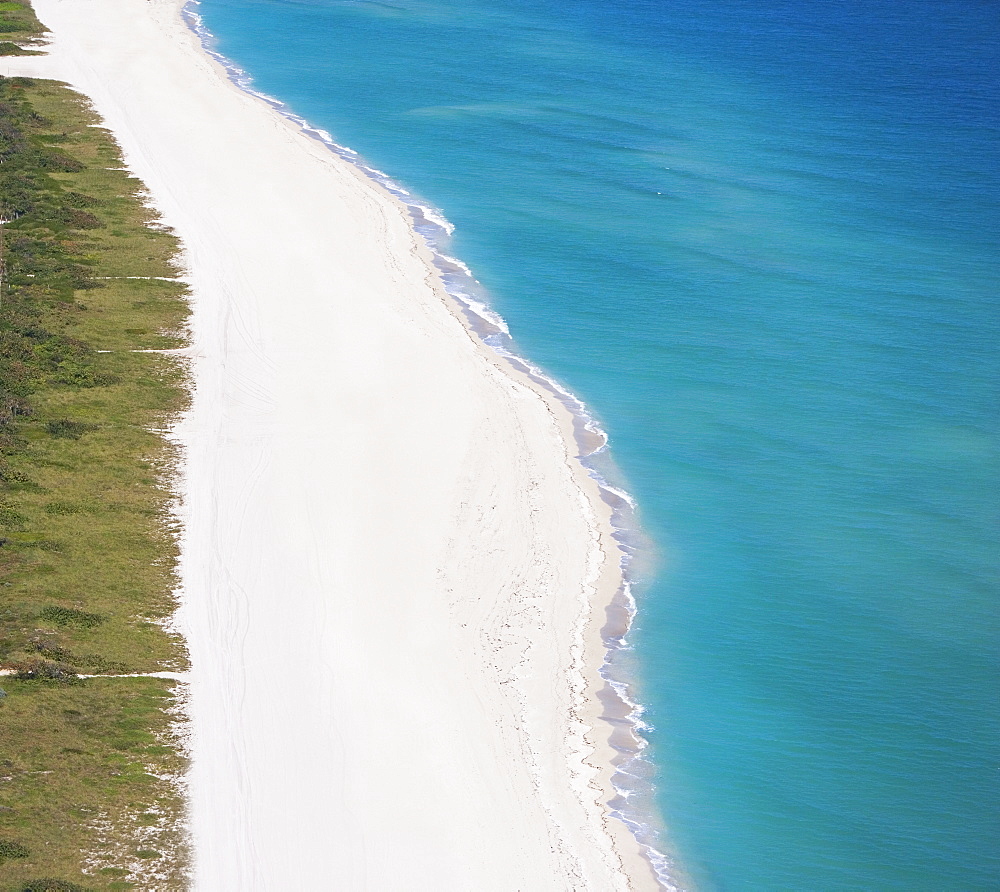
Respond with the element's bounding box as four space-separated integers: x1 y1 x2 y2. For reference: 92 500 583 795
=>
193 0 999 888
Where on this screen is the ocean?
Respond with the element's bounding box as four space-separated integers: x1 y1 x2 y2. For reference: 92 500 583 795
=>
189 0 999 888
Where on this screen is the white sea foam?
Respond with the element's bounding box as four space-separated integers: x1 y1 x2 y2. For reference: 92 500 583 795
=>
420 206 456 235
439 253 476 278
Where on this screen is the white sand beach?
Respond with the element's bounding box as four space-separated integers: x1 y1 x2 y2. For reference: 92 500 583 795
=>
3 0 657 887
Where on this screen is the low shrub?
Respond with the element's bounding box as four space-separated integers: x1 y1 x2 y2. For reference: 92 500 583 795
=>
13 656 77 679
0 40 41 56
0 503 27 527
19 881 90 892
43 501 85 515
80 653 128 674
39 605 104 628
0 837 30 862
29 636 70 660
45 419 95 439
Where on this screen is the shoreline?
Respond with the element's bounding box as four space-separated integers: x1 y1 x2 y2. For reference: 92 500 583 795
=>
4 0 663 887
181 10 676 883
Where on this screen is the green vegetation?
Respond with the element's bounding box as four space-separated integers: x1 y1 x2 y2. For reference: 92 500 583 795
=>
18 881 90 892
0 0 44 54
0 73 190 890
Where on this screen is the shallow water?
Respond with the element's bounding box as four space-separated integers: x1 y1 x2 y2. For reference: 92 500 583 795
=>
194 0 1000 888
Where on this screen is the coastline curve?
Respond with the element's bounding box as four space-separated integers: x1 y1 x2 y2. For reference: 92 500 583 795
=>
5 0 679 885
180 1 678 887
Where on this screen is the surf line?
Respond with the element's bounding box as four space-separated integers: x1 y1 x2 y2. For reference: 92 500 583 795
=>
179 2 675 886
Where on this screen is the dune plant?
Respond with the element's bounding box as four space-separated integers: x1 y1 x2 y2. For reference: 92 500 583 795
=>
0 0 44 54
0 69 190 891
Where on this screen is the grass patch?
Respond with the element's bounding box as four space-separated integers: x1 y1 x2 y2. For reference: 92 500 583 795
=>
0 66 190 891
0 0 43 53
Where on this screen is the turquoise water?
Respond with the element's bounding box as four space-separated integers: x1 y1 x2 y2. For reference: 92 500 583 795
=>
192 0 999 888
